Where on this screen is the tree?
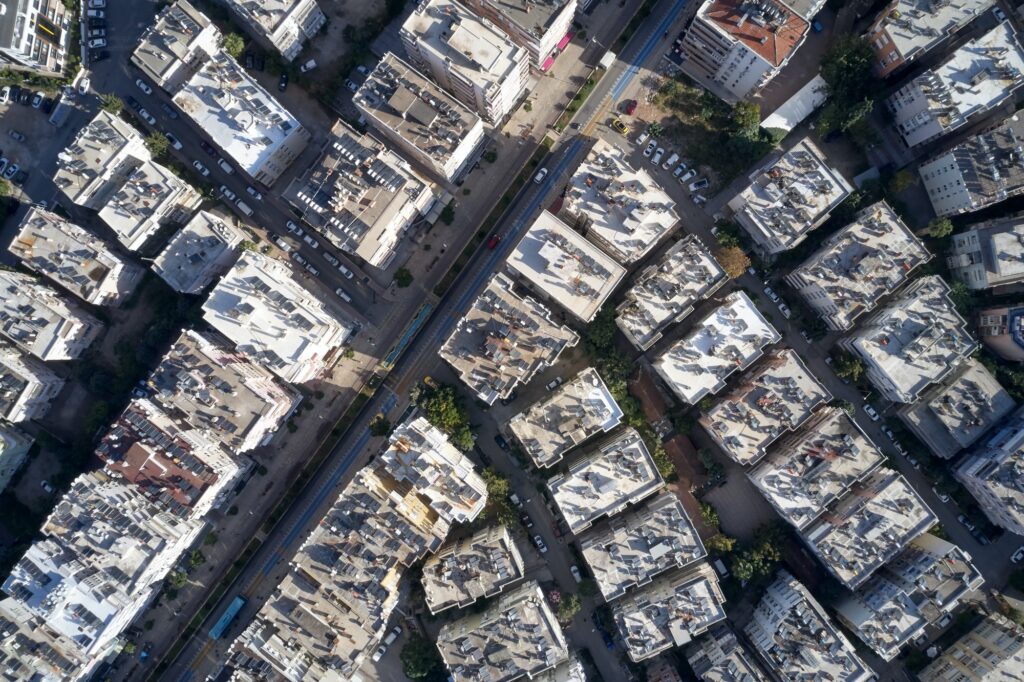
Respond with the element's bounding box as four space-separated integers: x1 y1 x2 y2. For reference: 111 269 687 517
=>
705 534 736 554
144 132 169 157
482 468 517 526
369 414 391 437
834 353 864 382
440 204 455 225
394 267 413 288
927 216 954 238
583 305 618 356
557 594 582 622
818 36 877 134
715 245 750 279
834 399 855 417
422 385 469 435
168 571 188 588
400 634 445 679
732 101 761 139
700 502 720 529
0 178 11 198
122 642 137 655
223 33 246 60
888 169 915 194
948 280 976 315
100 93 123 114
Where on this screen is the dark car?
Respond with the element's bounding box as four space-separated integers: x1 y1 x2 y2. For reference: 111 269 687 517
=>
244 52 254 69
90 50 110 62
499 390 518 406
493 434 510 451
125 95 141 111
520 512 533 528
278 73 288 92
12 170 28 186
41 97 54 113
200 140 217 156
161 102 179 119
8 130 24 142
486 233 502 249
624 99 637 115
88 18 105 28
8 86 20 102
18 90 31 105
254 54 265 71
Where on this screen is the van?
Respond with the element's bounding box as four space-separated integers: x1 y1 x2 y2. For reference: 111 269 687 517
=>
712 558 730 579
218 158 234 174
235 200 254 216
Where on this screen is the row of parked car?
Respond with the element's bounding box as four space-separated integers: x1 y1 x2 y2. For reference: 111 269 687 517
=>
83 0 108 50
635 129 709 204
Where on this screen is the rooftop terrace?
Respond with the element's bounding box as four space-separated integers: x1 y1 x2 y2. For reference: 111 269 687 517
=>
422 525 525 614
869 0 994 74
153 210 244 294
948 215 1024 289
131 0 220 89
0 271 102 361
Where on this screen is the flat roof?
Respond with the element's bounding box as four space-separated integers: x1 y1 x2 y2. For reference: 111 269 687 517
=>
97 158 199 251
700 0 809 67
580 492 706 601
508 367 623 468
955 405 1024 533
440 272 579 405
802 470 937 589
225 0 307 35
131 0 220 86
0 271 101 361
476 0 573 34
616 235 727 351
153 210 245 294
548 428 663 535
685 624 768 682
949 215 1024 288
421 525 525 614
53 110 146 207
507 211 627 323
0 345 62 422
564 139 679 264
871 0 993 65
701 349 832 466
654 290 781 405
749 407 885 529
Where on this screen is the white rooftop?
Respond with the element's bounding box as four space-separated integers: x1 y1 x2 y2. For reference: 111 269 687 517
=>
948 215 1024 289
871 0 995 67
153 210 245 294
548 428 664 535
509 367 623 468
131 0 221 89
0 271 102 361
749 407 885 529
98 159 200 252
421 525 525 614
685 624 768 682
201 251 353 384
0 344 64 424
580 492 706 601
701 349 832 466
53 110 149 209
653 291 781 405
564 139 679 263
506 211 626 323
615 235 727 351
955 405 1024 534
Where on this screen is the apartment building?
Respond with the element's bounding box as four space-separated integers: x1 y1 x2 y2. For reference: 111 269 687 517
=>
153 210 245 294
0 272 102 361
949 215 1024 290
202 251 353 384
679 0 809 102
355 53 486 182
654 291 781 405
401 0 530 123
507 210 626 323
564 139 679 264
462 0 577 68
727 138 852 255
440 272 578 404
9 208 144 306
977 302 1024 361
0 345 64 423
838 276 977 403
0 421 32 491
548 428 663 535
174 51 311 186
919 112 1024 217
897 358 1015 459
615 235 727 351
509 367 623 468
801 470 937 589
284 119 437 269
785 201 931 331
54 111 202 251
700 349 831 466
421 525 525 614
131 0 221 92
0 0 70 75
866 0 994 77
580 492 706 601
223 0 325 61
836 534 983 661
919 612 1024 681
745 571 874 682
887 22 1024 148
145 329 301 456
956 405 1024 535
685 624 768 682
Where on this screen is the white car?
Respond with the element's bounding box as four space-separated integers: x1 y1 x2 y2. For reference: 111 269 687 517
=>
164 132 183 150
689 178 710 192
763 285 780 303
546 376 564 391
291 252 308 266
338 263 354 279
678 169 696 183
636 131 649 145
303 234 319 249
135 79 153 95
335 287 352 303
138 109 156 125
323 252 339 266
1012 546 1024 564
285 220 303 236
3 163 19 180
672 163 687 177
661 152 679 170
78 77 90 95
651 148 664 165
863 403 880 421
245 186 262 201
0 86 9 104
305 263 320 276
192 159 210 176
569 565 582 583
777 302 791 319
88 38 107 48
932 487 950 503
532 535 548 553
88 0 105 7
219 185 237 202
30 91 43 108
643 139 657 156
217 158 234 175
86 8 104 17
533 167 548 184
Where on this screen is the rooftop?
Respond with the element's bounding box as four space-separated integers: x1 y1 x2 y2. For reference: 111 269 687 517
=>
919 612 1024 680
421 525 525 614
699 0 809 67
143 328 301 456
728 138 851 254
436 581 569 682
506 210 626 323
439 272 579 405
9 208 144 306
745 570 873 682
685 624 768 682
785 201 932 331
564 139 679 264
153 210 244 294
0 344 63 423
839 275 978 404
870 0 994 67
202 251 353 384
173 50 308 183
53 110 148 209
580 492 706 601
615 235 727 351
381 416 488 524
226 0 313 36
474 0 574 34
955 405 1024 533
889 22 1024 147
802 470 937 589
131 0 220 88
0 271 101 361
898 357 1015 459
508 367 623 468
354 53 482 170
97 159 199 252
283 119 435 268
611 563 727 662
700 349 832 466
748 407 886 529
548 428 664 535
653 290 781 405
978 302 1024 361
949 215 1024 289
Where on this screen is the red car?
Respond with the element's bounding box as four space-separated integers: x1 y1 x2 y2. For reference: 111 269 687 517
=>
624 99 637 115
487 233 502 249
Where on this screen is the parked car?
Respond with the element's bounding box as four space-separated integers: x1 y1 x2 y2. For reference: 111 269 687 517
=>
285 220 303 236
569 565 583 583
161 102 179 119
135 79 153 95
0 86 9 104
40 480 54 494
0 158 10 176
636 131 649 146
86 8 104 17
7 130 24 142
303 234 319 249
800 329 813 343
643 139 656 156
624 99 637 115
125 95 142 111
138 108 156 125
88 18 105 28
777 302 791 319
862 403 881 421
994 6 1007 22
304 263 319 276
78 77 90 95
12 169 27 186
273 236 293 253
30 92 43 108
486 233 502 249
661 152 679 170
337 263 354 279
90 50 110 62
300 59 317 73
679 169 696 183
3 163 19 180
881 426 895 441
192 159 210 176
1012 545 1024 564
611 118 628 134
673 163 687 177
894 441 908 457
932 486 950 503
958 515 976 532
689 177 710 192
235 199 254 217
651 148 664 165
219 185 237 202
500 390 518 406
906 455 920 469
972 530 991 546
494 434 510 451
532 535 548 553
278 73 288 92
245 186 262 201
87 28 105 38
217 158 234 174
322 252 339 267
763 285 780 303
533 167 548 184
200 140 216 156
164 132 183 150
291 252 308 266
334 287 352 303
546 376 564 391
510 493 523 509
520 512 533 529
88 0 106 7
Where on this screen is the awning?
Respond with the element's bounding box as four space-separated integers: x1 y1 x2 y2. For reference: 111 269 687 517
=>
541 56 555 71
557 31 573 51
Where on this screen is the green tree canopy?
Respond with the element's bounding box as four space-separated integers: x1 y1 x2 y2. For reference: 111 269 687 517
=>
100 93 123 114
223 33 246 60
557 594 582 622
834 353 865 382
394 267 413 288
144 132 169 157
715 245 750 279
369 414 391 437
400 634 445 680
731 101 761 139
927 216 954 238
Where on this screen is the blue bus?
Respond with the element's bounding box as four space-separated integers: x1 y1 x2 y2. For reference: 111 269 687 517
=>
209 596 247 640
